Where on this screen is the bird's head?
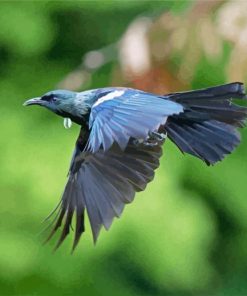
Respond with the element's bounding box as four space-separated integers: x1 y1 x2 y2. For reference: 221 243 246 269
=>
24 89 94 124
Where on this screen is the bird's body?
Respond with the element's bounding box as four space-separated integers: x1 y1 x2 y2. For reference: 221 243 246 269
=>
24 82 247 251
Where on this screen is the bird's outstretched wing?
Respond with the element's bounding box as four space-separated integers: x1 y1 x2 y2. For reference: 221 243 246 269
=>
45 127 165 251
87 89 183 152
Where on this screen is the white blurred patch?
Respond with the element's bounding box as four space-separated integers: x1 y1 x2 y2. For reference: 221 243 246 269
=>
63 118 72 129
217 1 247 45
119 17 152 78
84 50 105 70
93 90 125 107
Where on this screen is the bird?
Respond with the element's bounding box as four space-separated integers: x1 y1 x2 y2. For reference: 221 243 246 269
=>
23 82 247 251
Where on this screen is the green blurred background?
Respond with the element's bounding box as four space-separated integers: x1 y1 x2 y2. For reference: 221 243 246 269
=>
1 1 247 295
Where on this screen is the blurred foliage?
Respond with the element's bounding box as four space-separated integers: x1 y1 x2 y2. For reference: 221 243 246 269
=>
1 1 247 295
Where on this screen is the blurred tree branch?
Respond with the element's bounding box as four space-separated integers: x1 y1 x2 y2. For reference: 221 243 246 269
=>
59 0 247 95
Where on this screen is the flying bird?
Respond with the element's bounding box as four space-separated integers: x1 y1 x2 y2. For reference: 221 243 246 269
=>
24 82 247 251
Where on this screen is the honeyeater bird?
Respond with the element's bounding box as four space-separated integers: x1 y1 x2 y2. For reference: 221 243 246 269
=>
24 82 247 251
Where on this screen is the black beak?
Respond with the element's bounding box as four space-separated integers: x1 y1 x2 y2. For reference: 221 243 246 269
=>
23 97 44 106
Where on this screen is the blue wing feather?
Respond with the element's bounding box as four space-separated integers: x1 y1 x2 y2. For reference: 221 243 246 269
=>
88 89 183 152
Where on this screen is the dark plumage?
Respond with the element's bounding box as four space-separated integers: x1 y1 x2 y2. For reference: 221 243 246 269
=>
24 82 247 251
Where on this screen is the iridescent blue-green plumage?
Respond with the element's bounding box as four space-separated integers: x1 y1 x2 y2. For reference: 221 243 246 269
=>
24 82 247 251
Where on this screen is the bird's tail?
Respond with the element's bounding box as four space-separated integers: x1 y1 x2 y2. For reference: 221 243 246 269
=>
164 82 247 165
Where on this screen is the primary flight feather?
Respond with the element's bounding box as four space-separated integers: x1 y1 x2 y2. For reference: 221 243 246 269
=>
24 82 247 251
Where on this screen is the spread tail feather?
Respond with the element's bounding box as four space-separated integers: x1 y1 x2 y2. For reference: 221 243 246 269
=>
164 82 247 165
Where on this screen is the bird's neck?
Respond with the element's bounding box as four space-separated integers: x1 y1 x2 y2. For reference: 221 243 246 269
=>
55 109 89 126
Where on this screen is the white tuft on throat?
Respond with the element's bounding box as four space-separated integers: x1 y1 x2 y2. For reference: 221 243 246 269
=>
63 117 72 129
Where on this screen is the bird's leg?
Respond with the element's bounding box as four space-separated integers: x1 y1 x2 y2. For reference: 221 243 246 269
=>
132 131 166 147
133 131 166 147
149 131 167 142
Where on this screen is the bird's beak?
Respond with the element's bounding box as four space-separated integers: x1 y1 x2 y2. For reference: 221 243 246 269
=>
23 97 44 106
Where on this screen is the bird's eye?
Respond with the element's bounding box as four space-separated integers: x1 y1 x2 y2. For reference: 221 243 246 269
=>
41 94 57 102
